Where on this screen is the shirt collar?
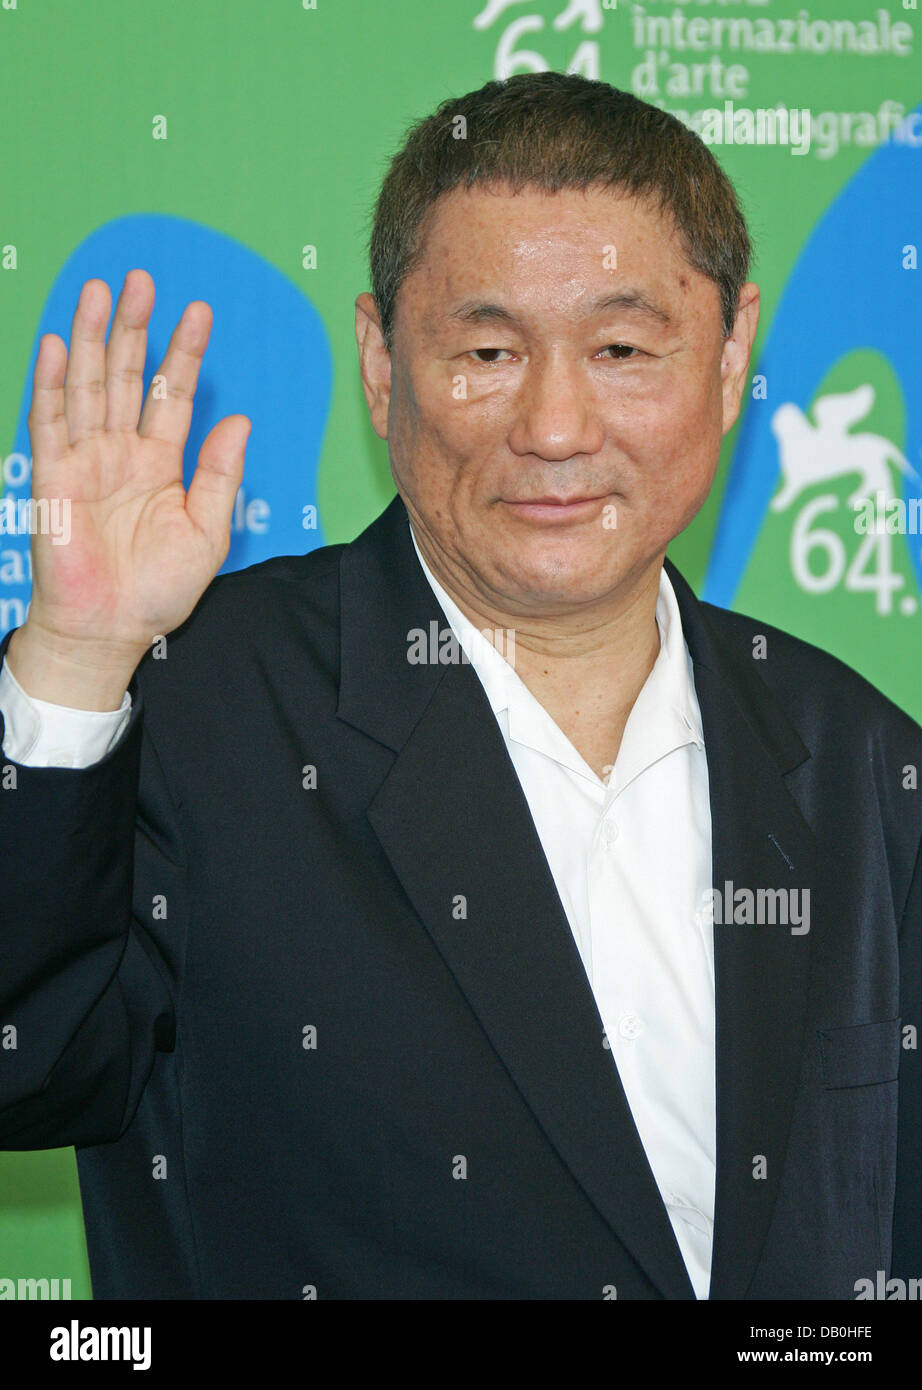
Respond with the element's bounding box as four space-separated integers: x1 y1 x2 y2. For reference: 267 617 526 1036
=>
408 520 704 790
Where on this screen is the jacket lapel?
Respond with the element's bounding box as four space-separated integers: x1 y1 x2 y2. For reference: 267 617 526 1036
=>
665 560 817 1300
337 496 815 1300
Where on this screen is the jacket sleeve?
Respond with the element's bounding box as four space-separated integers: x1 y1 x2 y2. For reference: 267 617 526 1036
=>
0 628 180 1150
891 829 922 1280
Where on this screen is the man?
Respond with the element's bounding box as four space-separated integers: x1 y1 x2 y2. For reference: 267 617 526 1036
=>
0 72 919 1300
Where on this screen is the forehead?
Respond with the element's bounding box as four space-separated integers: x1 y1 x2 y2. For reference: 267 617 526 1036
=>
404 181 708 326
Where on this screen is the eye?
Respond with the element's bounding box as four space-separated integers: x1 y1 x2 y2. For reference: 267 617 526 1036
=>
468 348 515 364
599 344 641 360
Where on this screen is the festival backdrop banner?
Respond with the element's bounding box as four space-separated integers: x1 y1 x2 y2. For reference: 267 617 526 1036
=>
0 0 919 1298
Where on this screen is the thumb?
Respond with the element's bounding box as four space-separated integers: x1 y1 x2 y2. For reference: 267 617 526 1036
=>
186 415 251 555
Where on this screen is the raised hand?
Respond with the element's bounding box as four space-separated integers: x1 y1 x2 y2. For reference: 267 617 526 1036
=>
7 269 250 708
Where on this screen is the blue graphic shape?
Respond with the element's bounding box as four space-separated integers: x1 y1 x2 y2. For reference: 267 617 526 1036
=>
703 109 922 606
2 214 331 636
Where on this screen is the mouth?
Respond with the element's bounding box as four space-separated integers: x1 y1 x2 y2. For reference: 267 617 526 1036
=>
501 494 610 523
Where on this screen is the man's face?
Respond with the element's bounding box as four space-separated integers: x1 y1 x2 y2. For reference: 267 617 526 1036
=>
356 182 758 617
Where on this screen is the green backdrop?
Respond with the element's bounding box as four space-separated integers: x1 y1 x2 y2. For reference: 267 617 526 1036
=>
1 0 920 1298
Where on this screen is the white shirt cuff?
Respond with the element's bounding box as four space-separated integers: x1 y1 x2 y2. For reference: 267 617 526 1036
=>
0 654 132 768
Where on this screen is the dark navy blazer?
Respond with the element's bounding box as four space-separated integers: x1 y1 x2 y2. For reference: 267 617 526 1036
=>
1 494 920 1299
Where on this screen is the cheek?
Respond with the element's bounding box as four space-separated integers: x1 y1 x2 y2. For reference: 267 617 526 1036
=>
389 393 478 517
616 375 721 515
415 397 506 500
613 385 701 471
658 365 725 463
401 368 478 454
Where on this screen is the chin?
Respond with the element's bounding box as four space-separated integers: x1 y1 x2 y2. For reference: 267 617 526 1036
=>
512 539 623 579
498 562 623 607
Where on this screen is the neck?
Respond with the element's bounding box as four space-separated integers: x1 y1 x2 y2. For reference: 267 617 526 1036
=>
410 523 664 781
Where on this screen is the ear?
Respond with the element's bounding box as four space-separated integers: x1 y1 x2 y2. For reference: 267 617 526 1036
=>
355 292 392 440
720 282 761 437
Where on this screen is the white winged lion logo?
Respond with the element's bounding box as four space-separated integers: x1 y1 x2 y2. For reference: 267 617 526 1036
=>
770 384 916 511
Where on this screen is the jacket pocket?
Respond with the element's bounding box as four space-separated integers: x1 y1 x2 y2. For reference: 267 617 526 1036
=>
818 1017 901 1089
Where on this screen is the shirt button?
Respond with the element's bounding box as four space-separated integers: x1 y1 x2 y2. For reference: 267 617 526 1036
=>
619 1013 645 1039
602 820 620 846
47 749 74 767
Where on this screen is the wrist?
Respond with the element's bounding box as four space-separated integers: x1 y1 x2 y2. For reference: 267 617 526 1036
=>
6 623 145 711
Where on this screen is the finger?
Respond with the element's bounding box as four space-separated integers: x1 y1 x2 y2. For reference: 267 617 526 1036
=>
185 415 250 558
105 269 155 432
28 334 70 469
138 301 212 449
64 279 112 445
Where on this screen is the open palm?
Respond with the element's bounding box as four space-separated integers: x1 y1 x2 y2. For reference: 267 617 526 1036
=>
25 269 249 657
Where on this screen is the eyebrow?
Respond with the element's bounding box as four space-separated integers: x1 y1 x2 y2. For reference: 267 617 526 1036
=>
443 289 674 328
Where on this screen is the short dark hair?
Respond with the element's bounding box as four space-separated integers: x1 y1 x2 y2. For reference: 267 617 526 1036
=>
368 71 751 350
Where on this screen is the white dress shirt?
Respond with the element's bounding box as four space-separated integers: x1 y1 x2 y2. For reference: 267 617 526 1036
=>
0 529 716 1296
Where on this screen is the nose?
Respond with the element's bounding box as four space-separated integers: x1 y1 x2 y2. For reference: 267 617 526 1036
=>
507 351 605 462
